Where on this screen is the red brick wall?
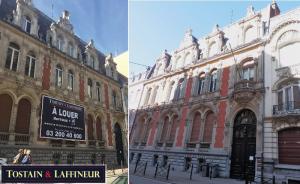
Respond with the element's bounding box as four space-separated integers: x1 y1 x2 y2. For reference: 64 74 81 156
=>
190 112 201 142
147 110 160 146
220 67 230 97
42 56 51 90
106 113 113 146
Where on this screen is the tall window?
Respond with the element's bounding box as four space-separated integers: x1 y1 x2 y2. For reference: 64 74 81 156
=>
144 88 152 105
96 82 101 102
197 73 205 95
22 16 31 33
242 60 255 81
209 69 217 92
91 56 95 69
67 70 74 91
55 64 63 87
177 78 185 99
25 51 35 78
68 43 74 57
5 42 20 71
277 82 300 111
88 78 93 98
57 36 64 51
112 91 117 108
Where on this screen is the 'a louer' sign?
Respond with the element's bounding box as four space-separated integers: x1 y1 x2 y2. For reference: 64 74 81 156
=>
40 96 85 141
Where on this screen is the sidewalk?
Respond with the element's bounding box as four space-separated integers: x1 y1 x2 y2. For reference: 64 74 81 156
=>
107 168 128 184
129 163 244 184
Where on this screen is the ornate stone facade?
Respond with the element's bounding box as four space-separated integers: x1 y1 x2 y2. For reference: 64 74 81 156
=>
0 0 127 166
129 2 300 182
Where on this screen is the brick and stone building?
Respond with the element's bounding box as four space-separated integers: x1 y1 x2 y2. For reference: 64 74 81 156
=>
0 0 127 166
129 1 300 182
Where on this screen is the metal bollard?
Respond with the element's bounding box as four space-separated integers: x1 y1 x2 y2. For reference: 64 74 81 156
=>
190 164 193 180
143 162 147 176
166 164 171 180
154 163 158 178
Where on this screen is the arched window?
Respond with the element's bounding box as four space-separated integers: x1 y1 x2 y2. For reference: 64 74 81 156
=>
88 78 93 98
96 117 103 141
160 117 169 142
279 42 300 67
197 73 205 95
15 99 31 135
67 70 74 91
22 16 31 33
242 60 255 81
190 112 201 142
55 64 63 87
150 86 158 104
87 114 94 141
209 69 218 92
166 81 175 102
244 26 256 43
112 90 117 108
169 115 178 142
25 51 35 78
0 94 13 135
5 42 20 71
96 82 101 102
203 112 215 143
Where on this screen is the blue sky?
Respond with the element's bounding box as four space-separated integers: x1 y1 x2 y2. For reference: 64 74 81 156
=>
33 0 128 56
129 1 300 75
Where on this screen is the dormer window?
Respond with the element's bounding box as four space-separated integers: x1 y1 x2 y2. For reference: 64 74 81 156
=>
91 56 95 69
22 16 31 33
57 36 64 52
68 42 74 57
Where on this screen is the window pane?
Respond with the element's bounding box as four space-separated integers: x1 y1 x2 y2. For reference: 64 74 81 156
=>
249 68 254 81
12 50 19 71
30 59 35 78
5 48 12 69
243 68 249 80
293 86 300 108
26 21 31 33
25 56 30 76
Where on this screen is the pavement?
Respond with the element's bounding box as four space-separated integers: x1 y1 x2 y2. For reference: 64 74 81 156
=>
129 163 244 184
107 168 128 184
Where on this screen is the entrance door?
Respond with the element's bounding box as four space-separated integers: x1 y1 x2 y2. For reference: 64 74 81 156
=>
230 109 256 180
114 123 125 165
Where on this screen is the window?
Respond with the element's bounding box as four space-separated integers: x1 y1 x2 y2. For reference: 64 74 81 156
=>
88 79 93 98
67 70 74 91
276 82 300 111
209 69 218 92
197 73 205 95
25 51 35 78
68 43 74 57
144 88 152 105
112 90 117 108
55 64 63 87
57 37 64 51
22 16 31 33
176 78 185 99
96 82 101 102
242 60 255 81
91 56 95 69
5 42 20 71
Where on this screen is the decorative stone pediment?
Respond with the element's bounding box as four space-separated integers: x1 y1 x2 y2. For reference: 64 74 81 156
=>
179 29 197 49
57 10 74 34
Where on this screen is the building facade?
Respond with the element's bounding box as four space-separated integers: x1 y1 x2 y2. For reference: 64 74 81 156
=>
0 0 127 166
129 2 300 183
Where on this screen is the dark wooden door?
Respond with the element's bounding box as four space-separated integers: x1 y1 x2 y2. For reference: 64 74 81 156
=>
230 110 256 180
114 123 125 166
278 128 300 165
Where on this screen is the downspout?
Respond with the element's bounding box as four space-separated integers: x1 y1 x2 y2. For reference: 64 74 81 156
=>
261 50 265 183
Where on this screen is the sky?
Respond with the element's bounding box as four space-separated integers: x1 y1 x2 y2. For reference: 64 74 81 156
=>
129 1 300 75
33 0 128 56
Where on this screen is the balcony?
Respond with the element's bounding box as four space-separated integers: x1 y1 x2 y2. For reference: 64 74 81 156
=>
273 101 300 116
233 80 256 103
14 133 30 145
276 64 300 78
0 132 9 144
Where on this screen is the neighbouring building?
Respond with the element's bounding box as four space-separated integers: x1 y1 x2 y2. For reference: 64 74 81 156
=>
129 1 300 183
0 0 127 166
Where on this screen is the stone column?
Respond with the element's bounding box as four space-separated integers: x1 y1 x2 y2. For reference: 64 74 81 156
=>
8 103 18 144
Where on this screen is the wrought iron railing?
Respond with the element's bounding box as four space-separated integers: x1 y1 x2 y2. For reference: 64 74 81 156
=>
88 140 97 147
0 132 9 144
14 133 29 145
273 101 300 115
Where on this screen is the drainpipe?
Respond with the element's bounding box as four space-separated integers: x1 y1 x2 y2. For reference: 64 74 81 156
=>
261 50 265 184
